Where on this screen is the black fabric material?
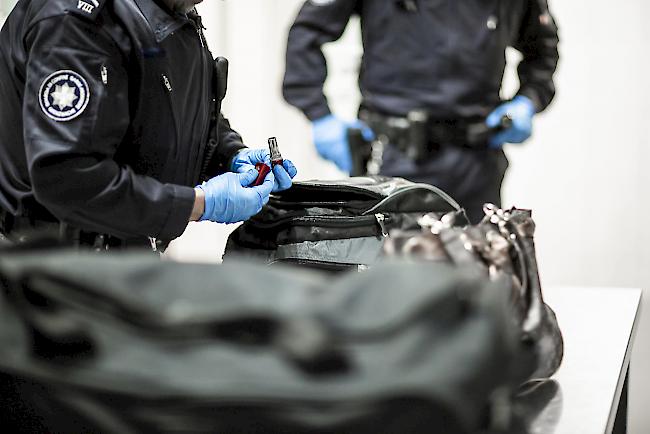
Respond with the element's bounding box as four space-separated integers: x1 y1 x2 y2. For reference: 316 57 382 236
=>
283 0 559 120
0 0 245 244
0 252 536 433
225 176 465 266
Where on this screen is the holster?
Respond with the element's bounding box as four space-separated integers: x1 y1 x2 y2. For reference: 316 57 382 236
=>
347 128 372 177
360 110 433 164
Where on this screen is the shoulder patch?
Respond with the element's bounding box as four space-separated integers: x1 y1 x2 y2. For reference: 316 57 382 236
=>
39 70 91 122
69 0 107 21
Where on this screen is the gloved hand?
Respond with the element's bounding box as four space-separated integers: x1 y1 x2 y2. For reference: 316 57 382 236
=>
487 96 536 149
312 114 373 173
231 148 298 192
197 169 274 224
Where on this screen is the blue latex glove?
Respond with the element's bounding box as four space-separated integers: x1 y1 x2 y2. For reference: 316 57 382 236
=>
197 169 274 224
273 160 298 192
487 96 536 149
312 114 373 173
231 148 298 192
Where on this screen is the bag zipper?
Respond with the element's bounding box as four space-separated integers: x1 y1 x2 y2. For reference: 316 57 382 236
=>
269 199 354 208
250 213 390 235
272 183 384 201
270 258 361 272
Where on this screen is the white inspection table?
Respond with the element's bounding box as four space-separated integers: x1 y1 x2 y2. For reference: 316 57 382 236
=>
521 286 642 434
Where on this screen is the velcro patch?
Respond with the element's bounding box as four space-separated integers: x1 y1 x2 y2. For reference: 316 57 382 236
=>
69 0 106 21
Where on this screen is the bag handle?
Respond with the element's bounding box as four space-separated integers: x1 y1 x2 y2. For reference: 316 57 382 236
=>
364 184 466 221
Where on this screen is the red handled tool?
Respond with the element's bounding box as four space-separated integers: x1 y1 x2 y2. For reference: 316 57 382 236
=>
253 137 283 186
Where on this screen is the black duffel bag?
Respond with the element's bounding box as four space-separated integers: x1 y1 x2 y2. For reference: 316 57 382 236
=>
225 176 465 271
0 251 535 434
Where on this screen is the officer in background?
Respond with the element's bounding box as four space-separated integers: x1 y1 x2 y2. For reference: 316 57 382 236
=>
0 0 297 249
283 0 558 223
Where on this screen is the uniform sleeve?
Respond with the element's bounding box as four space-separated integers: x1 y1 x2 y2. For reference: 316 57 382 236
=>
282 0 358 121
23 14 195 241
513 0 560 112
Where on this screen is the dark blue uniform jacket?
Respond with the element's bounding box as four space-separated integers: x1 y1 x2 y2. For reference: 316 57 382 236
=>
0 0 245 242
283 0 559 120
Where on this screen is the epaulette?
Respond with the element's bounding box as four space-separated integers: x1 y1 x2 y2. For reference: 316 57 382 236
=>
68 0 108 21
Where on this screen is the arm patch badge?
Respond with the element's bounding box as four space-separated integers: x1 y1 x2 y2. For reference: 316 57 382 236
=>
39 70 91 122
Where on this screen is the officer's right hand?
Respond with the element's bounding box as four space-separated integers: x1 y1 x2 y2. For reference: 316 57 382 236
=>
312 114 372 173
197 169 274 224
487 96 536 149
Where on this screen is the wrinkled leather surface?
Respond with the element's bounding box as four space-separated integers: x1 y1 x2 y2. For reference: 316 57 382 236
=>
384 207 564 380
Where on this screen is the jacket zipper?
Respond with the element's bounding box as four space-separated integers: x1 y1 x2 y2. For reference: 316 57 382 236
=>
191 16 212 181
160 72 182 161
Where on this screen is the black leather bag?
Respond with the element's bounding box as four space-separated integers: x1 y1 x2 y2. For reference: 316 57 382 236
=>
225 176 465 271
0 251 535 434
384 205 564 380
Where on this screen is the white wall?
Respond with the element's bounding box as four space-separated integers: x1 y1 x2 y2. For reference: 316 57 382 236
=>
0 0 11 26
172 1 650 432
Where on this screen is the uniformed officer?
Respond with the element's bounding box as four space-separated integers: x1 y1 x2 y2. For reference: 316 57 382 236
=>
283 0 558 223
0 0 297 249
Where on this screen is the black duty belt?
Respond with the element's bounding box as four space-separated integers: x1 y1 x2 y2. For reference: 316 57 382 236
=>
348 110 511 176
359 110 506 152
0 208 162 252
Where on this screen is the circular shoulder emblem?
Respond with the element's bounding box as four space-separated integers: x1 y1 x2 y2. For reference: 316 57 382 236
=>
39 70 90 122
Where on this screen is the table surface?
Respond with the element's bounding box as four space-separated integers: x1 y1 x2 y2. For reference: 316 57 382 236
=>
523 286 642 434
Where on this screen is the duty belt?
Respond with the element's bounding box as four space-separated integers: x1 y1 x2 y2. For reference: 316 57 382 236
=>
359 110 498 152
0 208 163 252
348 110 511 176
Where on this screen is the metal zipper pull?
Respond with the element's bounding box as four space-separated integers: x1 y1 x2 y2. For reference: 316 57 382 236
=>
162 74 172 92
487 15 499 30
197 28 205 48
101 65 108 85
396 0 418 12
188 8 206 47
149 237 158 253
375 213 388 237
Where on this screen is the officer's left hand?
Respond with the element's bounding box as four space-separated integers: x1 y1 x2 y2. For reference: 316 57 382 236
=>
487 96 536 149
231 148 298 192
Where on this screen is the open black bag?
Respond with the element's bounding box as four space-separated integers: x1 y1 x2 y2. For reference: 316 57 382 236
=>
225 176 466 271
0 251 535 434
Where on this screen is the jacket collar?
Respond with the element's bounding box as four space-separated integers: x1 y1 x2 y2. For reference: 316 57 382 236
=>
132 0 190 43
